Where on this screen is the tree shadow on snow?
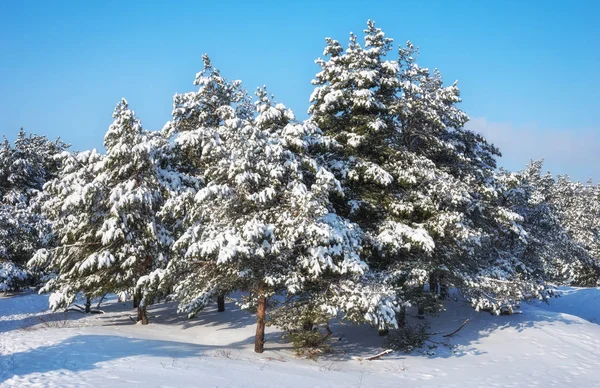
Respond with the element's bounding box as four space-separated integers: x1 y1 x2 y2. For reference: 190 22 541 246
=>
0 310 85 334
287 301 592 362
2 294 94 334
0 334 222 383
94 299 257 332
404 300 588 359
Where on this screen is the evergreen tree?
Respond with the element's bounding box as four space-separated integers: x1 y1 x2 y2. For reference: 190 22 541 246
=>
511 162 597 284
164 59 389 352
309 20 552 318
0 130 68 292
31 100 170 321
29 149 105 310
549 173 600 285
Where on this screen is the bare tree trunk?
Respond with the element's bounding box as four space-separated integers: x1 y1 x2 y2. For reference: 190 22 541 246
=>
254 293 267 353
137 304 149 325
85 296 91 313
217 294 225 312
133 294 139 309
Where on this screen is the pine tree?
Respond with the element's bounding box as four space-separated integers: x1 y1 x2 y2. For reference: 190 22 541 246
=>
513 162 596 283
7 129 68 197
0 130 68 292
29 149 105 309
157 55 254 313
309 20 553 318
164 60 383 352
0 139 11 196
549 172 600 285
31 100 170 321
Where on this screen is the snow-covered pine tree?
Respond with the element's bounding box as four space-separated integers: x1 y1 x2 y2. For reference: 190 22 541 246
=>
159 54 253 311
29 149 105 311
0 139 12 195
503 162 598 285
550 173 600 285
100 99 172 322
309 20 551 318
0 204 32 292
0 138 22 292
309 21 458 321
31 100 170 321
391 42 553 312
0 130 68 292
165 60 390 352
8 129 66 194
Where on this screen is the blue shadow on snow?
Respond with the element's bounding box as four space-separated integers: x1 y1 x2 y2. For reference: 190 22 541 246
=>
0 334 216 383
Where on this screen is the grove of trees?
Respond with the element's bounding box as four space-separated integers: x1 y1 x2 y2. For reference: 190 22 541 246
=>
2 21 598 353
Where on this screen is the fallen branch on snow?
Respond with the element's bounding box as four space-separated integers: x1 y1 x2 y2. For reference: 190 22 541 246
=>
365 349 393 361
442 319 469 338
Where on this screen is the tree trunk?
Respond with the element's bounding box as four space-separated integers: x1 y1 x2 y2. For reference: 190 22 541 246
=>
133 294 140 309
96 293 107 309
429 272 439 296
302 321 314 332
254 294 267 353
137 304 149 325
440 283 449 299
396 306 406 328
217 294 225 312
85 296 91 313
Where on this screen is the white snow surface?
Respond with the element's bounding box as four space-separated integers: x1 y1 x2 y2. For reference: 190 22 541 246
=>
1 287 600 387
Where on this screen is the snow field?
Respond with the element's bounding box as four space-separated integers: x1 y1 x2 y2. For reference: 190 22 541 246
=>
2 288 600 387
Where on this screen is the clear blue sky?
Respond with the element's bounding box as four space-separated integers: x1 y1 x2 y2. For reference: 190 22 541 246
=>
1 0 598 180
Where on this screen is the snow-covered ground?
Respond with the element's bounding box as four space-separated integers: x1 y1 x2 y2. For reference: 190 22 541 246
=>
1 288 600 387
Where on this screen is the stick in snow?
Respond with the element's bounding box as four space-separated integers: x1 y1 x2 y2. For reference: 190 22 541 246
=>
365 349 393 361
442 319 470 338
